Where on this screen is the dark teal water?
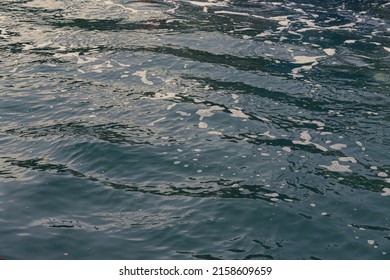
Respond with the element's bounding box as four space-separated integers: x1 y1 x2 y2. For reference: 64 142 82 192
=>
1 0 390 259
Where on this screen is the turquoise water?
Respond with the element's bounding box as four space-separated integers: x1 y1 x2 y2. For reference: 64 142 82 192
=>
0 0 389 259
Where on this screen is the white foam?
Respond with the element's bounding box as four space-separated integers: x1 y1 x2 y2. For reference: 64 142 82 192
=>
229 108 249 119
256 31 272 38
167 103 177 110
112 59 131 67
215 10 250 16
383 46 390 53
291 55 322 77
77 56 98 64
269 16 290 30
148 117 166 126
344 40 356 44
196 105 224 120
319 161 352 172
378 172 388 178
338 157 357 163
265 193 279 197
104 0 138 13
176 111 191 117
381 188 390 196
292 55 322 64
330 143 347 150
262 131 276 139
313 143 328 152
53 52 79 58
189 1 228 7
207 131 223 135
199 122 208 129
312 120 325 128
300 131 311 142
323 48 336 56
231 93 239 100
133 70 153 85
153 92 177 99
22 44 34 50
282 147 292 152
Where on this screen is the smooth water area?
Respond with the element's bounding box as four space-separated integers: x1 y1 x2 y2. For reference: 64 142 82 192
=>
0 0 389 259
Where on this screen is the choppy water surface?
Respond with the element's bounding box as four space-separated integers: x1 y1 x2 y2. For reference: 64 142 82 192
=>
1 0 390 259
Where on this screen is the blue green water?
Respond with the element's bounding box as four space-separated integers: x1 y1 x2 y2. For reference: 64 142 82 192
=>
0 0 389 259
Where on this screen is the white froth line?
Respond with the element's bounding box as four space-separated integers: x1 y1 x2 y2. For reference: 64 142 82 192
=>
214 10 250 16
189 1 228 7
207 131 223 136
292 55 323 64
104 0 138 13
148 117 166 126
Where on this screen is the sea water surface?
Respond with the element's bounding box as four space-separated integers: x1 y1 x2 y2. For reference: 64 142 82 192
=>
0 0 389 259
